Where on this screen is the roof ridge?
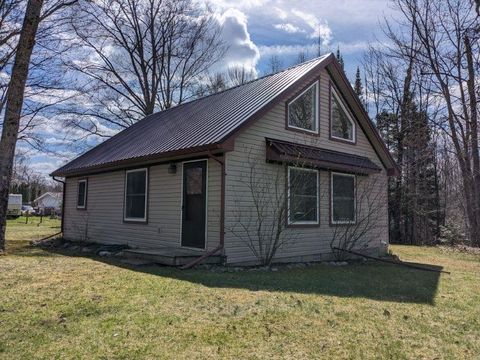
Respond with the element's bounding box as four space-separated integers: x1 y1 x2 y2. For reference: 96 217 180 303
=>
51 54 336 177
154 54 331 115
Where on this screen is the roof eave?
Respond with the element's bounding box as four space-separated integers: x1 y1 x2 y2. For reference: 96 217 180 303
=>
50 141 231 178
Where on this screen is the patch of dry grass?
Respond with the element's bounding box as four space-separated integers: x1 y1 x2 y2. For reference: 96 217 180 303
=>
1 221 479 359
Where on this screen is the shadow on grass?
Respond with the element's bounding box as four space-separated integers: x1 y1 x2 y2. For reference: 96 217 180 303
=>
35 244 443 305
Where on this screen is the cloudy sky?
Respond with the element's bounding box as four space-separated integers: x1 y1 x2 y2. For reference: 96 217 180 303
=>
21 0 397 179
212 0 396 76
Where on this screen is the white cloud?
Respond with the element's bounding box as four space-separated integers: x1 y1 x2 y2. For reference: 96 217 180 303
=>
290 9 332 44
258 40 375 58
273 7 288 20
274 23 303 34
215 8 260 72
208 0 268 10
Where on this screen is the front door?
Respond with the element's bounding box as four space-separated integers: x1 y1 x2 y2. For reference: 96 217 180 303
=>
181 160 207 248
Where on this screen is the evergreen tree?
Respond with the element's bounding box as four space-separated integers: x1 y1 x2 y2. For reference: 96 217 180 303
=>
354 66 364 105
336 46 344 69
376 99 440 245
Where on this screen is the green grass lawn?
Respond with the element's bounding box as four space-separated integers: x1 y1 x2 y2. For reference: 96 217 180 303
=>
1 219 479 359
5 216 61 250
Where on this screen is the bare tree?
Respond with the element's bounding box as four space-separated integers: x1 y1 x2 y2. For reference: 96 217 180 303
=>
195 65 256 96
0 0 44 253
265 54 283 75
65 0 225 138
227 66 256 86
330 174 388 260
0 0 78 252
0 1 23 114
228 150 317 266
293 50 310 66
392 0 480 246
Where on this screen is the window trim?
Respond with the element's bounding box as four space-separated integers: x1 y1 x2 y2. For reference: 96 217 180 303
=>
287 166 320 226
329 83 356 144
286 80 320 135
330 172 356 225
123 168 149 223
76 179 87 210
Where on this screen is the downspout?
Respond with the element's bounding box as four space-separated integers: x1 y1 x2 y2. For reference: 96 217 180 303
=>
52 176 66 234
181 153 226 269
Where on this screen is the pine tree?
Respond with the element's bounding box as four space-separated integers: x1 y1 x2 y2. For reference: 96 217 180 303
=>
377 98 440 245
336 46 344 69
354 66 364 106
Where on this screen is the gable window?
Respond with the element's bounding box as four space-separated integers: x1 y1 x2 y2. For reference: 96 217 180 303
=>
331 86 355 142
124 168 148 222
77 179 87 209
331 172 356 224
288 167 319 225
287 81 319 133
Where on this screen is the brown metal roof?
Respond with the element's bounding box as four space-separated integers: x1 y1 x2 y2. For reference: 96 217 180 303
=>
52 53 398 177
266 138 382 175
52 55 332 177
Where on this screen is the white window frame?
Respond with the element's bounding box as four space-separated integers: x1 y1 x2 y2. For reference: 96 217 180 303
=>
287 81 319 134
77 179 87 209
330 86 356 143
124 168 148 222
330 172 356 225
287 166 319 225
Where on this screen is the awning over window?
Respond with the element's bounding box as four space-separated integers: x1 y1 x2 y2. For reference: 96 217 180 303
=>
266 138 382 175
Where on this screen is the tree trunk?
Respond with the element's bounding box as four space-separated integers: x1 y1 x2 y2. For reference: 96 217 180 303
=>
464 34 480 246
0 0 44 252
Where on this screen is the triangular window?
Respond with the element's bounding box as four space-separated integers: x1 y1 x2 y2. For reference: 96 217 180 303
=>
287 82 319 133
331 87 355 142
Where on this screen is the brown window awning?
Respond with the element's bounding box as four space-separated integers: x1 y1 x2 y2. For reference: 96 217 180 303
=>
266 138 382 175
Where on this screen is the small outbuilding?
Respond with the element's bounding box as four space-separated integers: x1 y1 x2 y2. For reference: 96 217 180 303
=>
51 54 398 266
34 192 62 215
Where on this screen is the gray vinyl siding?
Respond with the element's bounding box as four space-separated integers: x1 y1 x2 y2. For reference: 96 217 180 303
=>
63 159 221 251
224 69 389 264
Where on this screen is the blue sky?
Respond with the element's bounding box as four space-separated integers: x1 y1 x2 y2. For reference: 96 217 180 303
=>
21 0 397 179
212 0 396 78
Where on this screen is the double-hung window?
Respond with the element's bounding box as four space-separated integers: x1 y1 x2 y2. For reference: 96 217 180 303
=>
287 81 319 133
124 168 148 222
331 86 355 142
331 172 356 224
77 179 87 209
288 167 319 225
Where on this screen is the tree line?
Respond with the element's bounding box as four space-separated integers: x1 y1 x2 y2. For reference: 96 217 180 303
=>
358 0 479 247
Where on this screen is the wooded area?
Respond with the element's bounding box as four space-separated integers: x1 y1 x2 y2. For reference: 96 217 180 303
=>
0 0 478 251
360 0 479 247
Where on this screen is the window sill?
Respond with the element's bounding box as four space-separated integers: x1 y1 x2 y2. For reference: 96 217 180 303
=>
329 135 356 145
123 218 148 224
287 222 320 228
286 124 320 136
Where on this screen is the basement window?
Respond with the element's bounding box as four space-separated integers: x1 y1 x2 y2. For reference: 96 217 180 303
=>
288 167 319 225
77 179 87 209
331 172 356 224
287 81 319 134
124 168 148 222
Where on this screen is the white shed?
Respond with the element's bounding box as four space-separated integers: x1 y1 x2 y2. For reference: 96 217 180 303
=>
34 192 62 213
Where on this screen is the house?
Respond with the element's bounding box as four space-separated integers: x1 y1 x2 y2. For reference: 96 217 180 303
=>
51 54 398 266
34 192 62 214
